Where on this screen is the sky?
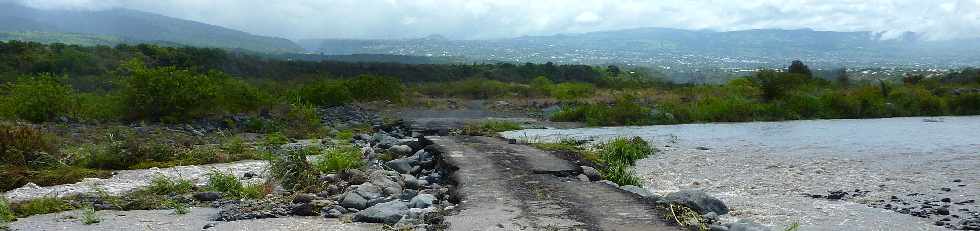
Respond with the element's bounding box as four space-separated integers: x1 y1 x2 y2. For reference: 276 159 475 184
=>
8 0 980 40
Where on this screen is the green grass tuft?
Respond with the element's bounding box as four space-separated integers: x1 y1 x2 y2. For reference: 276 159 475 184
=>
148 176 194 196
164 199 189 215
0 198 14 223
315 145 364 174
601 163 643 186
461 120 523 136
597 137 653 166
80 204 100 225
11 197 73 218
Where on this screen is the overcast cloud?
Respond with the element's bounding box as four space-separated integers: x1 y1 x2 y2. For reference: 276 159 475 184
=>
9 0 980 40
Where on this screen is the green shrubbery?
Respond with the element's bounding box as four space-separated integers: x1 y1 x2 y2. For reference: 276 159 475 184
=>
414 78 528 99
269 149 318 192
206 171 264 199
314 145 363 173
0 198 14 223
298 80 353 107
148 176 194 196
0 74 74 122
551 95 652 126
460 120 523 136
10 197 73 218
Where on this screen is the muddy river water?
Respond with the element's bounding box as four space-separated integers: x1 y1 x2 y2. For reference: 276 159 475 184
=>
502 116 980 230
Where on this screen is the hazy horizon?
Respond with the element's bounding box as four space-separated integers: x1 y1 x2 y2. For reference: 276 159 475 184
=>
4 0 980 41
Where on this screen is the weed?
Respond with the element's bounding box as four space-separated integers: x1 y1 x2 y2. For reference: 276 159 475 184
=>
334 130 355 141
269 149 318 192
601 163 643 186
0 123 59 168
80 204 100 225
0 198 14 223
164 199 189 215
11 197 73 217
659 203 709 231
460 120 522 136
148 176 194 195
315 145 363 173
597 137 652 166
206 171 245 198
261 132 289 148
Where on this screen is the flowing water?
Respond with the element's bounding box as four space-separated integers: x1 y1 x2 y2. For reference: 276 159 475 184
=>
502 116 980 230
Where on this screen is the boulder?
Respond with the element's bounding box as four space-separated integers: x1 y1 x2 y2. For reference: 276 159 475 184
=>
343 169 369 185
659 190 729 215
354 183 383 200
369 172 403 195
402 174 422 189
291 203 317 216
387 156 419 174
340 193 368 210
400 189 419 201
621 185 658 200
292 194 316 204
193 192 222 202
353 201 410 224
580 166 601 181
389 145 413 156
408 194 436 208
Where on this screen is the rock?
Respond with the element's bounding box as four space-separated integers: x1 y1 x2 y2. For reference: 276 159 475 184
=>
726 220 772 231
193 192 222 202
291 203 317 216
507 139 518 144
368 172 403 195
696 146 711 150
709 224 730 231
203 223 216 229
580 166 601 181
341 193 369 210
243 172 258 179
409 194 436 208
942 198 952 203
320 174 338 183
621 185 657 199
937 207 950 215
660 190 730 215
599 180 619 187
400 189 419 201
324 209 343 218
292 194 316 204
402 174 422 189
389 145 413 156
941 187 952 192
353 201 410 224
387 156 419 174
354 183 384 200
577 174 590 182
343 169 369 185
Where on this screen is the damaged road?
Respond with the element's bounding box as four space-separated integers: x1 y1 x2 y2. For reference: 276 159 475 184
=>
427 136 680 230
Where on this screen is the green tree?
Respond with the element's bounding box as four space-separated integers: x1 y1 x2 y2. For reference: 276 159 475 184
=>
1 73 73 122
529 76 554 97
788 60 812 78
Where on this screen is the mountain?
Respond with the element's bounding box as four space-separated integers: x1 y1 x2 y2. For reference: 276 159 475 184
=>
300 28 980 71
0 4 302 53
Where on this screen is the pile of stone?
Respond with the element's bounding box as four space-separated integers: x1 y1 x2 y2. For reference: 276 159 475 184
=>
214 123 454 230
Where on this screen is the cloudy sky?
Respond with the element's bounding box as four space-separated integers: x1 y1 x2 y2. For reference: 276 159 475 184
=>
9 0 980 40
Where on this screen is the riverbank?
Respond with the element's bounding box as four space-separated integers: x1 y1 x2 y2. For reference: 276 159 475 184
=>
503 116 980 230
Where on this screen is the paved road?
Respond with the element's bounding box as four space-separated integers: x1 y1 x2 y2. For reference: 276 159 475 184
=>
427 136 681 231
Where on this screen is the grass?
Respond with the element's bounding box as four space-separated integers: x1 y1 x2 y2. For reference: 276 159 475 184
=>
269 149 319 192
0 198 14 223
164 199 189 215
533 136 651 186
460 120 523 136
205 171 267 199
147 176 194 195
80 204 100 225
658 203 709 231
601 163 643 186
597 137 653 166
314 145 364 173
10 197 73 218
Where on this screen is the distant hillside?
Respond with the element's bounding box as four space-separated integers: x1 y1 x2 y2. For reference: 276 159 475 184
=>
301 28 980 70
0 4 302 53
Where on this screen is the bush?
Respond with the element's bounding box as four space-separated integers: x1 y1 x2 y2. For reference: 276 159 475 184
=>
11 197 73 217
298 80 353 107
551 82 594 101
950 93 980 115
80 204 100 224
206 171 244 197
314 145 363 173
346 75 403 102
751 70 809 101
598 137 653 166
120 60 221 122
0 74 73 122
71 92 124 122
551 96 653 126
529 76 554 97
282 103 324 139
269 150 318 192
216 78 271 113
148 176 194 195
0 124 59 168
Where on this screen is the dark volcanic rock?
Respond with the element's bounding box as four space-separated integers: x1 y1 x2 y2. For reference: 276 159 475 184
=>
353 201 409 224
193 192 222 202
660 190 729 215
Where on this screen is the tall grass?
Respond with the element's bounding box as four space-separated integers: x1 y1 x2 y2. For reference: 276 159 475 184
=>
461 120 523 136
314 145 363 174
0 198 14 223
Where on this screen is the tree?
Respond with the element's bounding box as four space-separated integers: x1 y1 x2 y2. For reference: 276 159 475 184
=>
787 60 812 78
607 65 621 77
836 68 850 88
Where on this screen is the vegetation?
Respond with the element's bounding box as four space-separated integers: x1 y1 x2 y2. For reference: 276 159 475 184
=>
10 197 73 218
147 176 194 196
164 199 189 215
533 137 651 186
206 171 263 199
0 198 13 223
460 120 523 136
80 204 100 225
269 149 319 192
314 145 364 173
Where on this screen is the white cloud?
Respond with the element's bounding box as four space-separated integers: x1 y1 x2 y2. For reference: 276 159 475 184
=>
5 0 980 40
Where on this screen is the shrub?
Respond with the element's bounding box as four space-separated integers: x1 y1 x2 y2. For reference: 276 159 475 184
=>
346 75 403 102
888 87 947 116
551 82 595 101
71 92 124 122
598 137 653 166
0 73 73 122
551 96 653 126
120 60 221 122
164 199 189 215
529 76 554 96
11 197 73 217
148 176 194 195
314 145 363 174
949 93 980 115
751 70 808 101
206 171 247 198
298 80 352 107
282 103 324 139
679 96 763 122
0 124 59 168
269 150 318 192
216 78 271 113
461 120 523 136
261 132 289 148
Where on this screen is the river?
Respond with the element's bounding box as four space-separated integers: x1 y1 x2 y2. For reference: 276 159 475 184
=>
502 116 980 230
